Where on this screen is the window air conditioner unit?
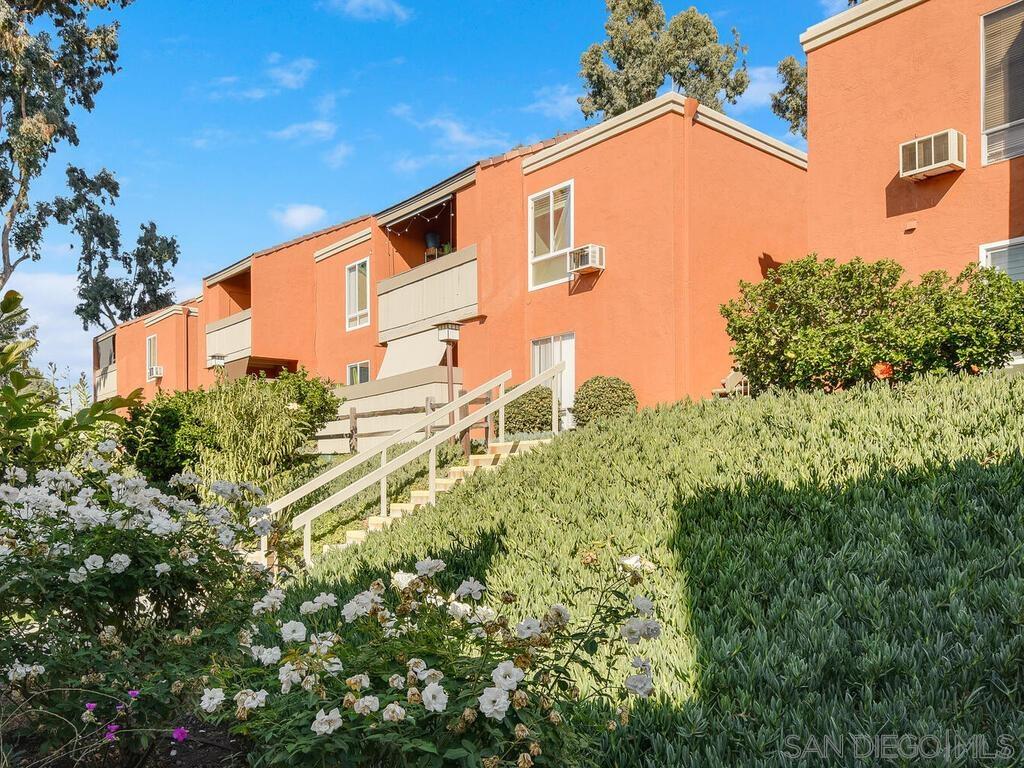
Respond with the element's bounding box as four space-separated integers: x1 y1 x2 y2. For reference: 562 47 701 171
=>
899 129 966 180
148 365 164 379
568 244 606 275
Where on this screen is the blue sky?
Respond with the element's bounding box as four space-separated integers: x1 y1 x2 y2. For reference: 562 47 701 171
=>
9 0 845 380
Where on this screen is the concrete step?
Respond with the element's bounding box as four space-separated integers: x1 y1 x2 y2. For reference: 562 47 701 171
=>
488 439 550 455
367 515 396 532
435 477 460 492
389 502 417 515
469 453 507 468
447 465 477 480
345 529 368 545
409 489 438 506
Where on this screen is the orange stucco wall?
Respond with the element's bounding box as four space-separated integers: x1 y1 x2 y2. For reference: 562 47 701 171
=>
97 97 808 407
807 0 1024 277
111 304 199 400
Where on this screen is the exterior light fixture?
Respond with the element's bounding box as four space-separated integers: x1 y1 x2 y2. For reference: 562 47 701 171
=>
436 322 461 344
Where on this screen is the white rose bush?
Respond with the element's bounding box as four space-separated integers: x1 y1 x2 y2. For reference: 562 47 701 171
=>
0 291 269 763
201 557 661 767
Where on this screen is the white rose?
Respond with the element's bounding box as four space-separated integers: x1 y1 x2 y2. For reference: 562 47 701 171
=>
625 673 654 697
83 554 104 571
107 553 131 574
281 621 307 643
422 682 448 713
382 702 407 722
455 577 485 600
490 661 525 691
200 688 225 713
415 558 445 577
515 617 542 639
311 707 342 735
353 695 379 716
154 562 170 577
477 686 510 721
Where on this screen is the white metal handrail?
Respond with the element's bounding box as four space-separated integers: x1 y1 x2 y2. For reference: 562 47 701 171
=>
258 369 512 561
292 361 565 564
267 369 512 515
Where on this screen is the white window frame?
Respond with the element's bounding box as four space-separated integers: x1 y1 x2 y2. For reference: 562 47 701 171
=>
981 1 1024 166
346 360 370 386
527 179 574 292
346 257 371 331
145 334 158 381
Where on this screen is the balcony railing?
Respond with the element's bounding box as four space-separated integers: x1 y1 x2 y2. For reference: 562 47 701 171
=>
377 245 478 343
206 309 252 366
94 364 117 401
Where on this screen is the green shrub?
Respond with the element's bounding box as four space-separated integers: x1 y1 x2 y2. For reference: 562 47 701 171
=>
572 375 638 428
720 255 1024 392
310 372 1024 766
503 384 553 434
121 389 213 483
271 367 341 436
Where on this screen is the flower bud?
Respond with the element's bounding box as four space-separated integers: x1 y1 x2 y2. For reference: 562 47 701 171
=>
512 690 529 710
529 742 542 757
407 687 422 705
514 724 530 740
517 754 534 768
461 707 477 724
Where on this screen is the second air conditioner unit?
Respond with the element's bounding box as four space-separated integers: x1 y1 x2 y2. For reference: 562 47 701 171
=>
569 244 606 275
899 129 966 180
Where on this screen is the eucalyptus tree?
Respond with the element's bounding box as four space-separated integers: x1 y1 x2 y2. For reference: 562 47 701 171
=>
579 0 749 120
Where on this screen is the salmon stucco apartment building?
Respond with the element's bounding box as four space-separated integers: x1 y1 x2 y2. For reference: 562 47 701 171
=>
93 91 808 422
94 0 1024 427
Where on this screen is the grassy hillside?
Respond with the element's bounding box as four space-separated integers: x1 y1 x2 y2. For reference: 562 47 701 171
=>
297 374 1024 765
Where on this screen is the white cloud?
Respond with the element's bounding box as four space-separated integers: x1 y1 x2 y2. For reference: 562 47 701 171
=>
324 142 354 169
5 271 93 383
187 127 234 150
205 75 272 102
270 204 327 231
524 84 580 122
269 120 337 142
731 66 780 114
266 54 317 89
820 0 849 16
425 117 506 151
328 0 411 22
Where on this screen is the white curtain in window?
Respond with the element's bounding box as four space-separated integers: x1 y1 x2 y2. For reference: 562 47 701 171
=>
988 242 1024 281
531 332 576 428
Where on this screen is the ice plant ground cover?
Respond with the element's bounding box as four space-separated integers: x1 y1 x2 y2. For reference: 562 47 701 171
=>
307 372 1024 766
201 556 661 766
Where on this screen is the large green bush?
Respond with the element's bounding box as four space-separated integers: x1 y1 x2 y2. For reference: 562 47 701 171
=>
503 384 553 435
720 255 1024 392
121 389 213 483
572 375 638 428
310 372 1024 766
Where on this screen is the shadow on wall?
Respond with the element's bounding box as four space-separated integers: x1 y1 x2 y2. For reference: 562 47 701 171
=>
884 169 959 218
758 252 783 278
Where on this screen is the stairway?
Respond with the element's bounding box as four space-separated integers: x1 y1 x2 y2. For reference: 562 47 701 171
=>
322 439 549 555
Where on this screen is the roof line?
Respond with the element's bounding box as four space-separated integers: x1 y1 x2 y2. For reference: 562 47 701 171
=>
801 0 928 52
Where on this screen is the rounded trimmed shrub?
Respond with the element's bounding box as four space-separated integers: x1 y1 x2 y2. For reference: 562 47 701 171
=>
503 384 553 434
572 375 638 428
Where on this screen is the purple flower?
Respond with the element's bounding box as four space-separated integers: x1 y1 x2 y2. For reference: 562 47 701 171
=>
128 690 140 699
85 702 97 711
106 724 120 732
104 723 120 740
171 727 189 743
115 704 125 711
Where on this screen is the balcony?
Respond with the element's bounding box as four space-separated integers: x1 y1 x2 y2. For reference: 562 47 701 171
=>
206 309 252 367
94 364 117 401
376 245 479 343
